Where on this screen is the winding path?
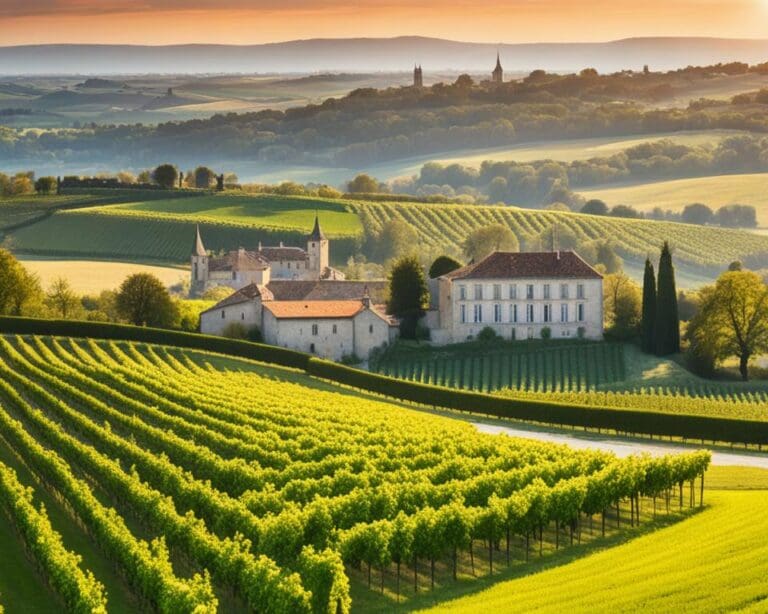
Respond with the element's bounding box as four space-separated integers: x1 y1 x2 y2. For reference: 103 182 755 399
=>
471 420 768 468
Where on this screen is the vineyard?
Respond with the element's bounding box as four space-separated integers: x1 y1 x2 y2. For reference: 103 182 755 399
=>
373 342 626 393
349 200 768 274
6 192 768 280
0 335 709 612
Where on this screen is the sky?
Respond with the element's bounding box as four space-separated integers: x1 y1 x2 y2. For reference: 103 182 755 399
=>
0 0 767 46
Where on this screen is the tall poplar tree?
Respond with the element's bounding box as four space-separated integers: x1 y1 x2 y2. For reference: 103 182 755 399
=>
641 258 657 353
655 242 680 355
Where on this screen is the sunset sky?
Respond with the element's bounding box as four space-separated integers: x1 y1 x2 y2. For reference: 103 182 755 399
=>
1 0 767 46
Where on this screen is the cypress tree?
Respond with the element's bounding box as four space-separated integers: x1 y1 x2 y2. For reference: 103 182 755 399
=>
641 257 656 353
655 242 680 355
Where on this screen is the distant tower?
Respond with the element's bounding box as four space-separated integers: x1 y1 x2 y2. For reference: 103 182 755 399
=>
191 225 209 294
492 52 503 84
307 215 329 274
413 64 423 88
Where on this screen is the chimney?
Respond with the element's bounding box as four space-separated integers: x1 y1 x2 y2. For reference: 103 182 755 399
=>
362 285 371 309
279 241 284 248
258 241 262 251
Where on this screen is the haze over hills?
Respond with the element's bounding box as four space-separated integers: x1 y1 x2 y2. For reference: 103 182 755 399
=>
3 36 768 75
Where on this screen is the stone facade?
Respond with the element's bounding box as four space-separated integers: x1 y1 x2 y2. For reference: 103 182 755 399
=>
190 216 342 296
427 251 604 344
199 281 396 360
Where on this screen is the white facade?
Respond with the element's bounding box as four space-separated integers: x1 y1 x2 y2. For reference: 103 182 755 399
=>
200 296 263 337
428 251 604 345
262 307 395 361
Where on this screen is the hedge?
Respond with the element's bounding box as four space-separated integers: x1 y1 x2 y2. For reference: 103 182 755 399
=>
0 317 310 371
1 317 767 445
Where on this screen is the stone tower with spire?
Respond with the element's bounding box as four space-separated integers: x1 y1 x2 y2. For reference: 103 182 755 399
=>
191 224 208 293
492 53 503 84
307 214 329 274
413 64 423 88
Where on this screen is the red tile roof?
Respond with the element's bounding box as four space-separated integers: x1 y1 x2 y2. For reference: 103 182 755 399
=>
264 300 365 319
443 251 602 280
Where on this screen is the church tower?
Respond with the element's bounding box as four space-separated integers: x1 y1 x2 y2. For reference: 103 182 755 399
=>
492 53 503 84
307 215 329 275
413 64 423 88
191 225 209 294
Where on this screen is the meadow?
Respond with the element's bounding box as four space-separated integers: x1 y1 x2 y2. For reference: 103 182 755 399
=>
579 173 768 227
423 474 768 613
16 257 186 294
0 334 709 613
366 130 745 182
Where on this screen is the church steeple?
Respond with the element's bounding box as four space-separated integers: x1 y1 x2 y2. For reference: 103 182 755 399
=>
492 52 503 84
308 214 326 241
413 64 423 88
193 224 207 256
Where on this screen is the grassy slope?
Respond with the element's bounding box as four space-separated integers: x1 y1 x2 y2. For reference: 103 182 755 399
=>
419 466 768 614
368 130 744 181
98 193 363 235
17 257 186 294
579 173 768 226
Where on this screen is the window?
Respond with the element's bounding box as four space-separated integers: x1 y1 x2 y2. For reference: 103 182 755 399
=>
474 304 483 323
494 304 502 323
221 310 225 319
543 304 552 323
474 284 483 300
311 324 319 336
493 284 502 300
560 283 569 299
310 343 315 353
459 285 467 300
369 324 374 334
526 284 534 299
577 303 585 322
560 303 569 322
460 304 467 323
241 312 245 321
288 262 291 269
509 284 517 299
232 272 237 280
332 324 337 334
543 284 551 299
510 304 518 323
526 304 534 323
511 328 517 340
577 284 585 299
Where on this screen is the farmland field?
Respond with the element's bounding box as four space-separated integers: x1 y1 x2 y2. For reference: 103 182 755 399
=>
16 257 187 294
366 130 746 181
0 334 709 612
7 192 768 284
579 173 768 226
423 474 768 613
373 341 627 393
375 342 768 422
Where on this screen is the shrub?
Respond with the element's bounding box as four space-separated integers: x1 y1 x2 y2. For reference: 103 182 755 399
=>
477 326 501 343
540 326 552 340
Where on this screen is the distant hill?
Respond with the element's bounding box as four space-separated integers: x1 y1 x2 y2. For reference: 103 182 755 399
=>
2 36 768 75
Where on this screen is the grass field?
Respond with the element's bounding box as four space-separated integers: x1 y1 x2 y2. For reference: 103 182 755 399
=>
0 334 710 613
97 193 363 235
367 130 746 181
17 257 186 293
579 173 768 226
420 471 768 613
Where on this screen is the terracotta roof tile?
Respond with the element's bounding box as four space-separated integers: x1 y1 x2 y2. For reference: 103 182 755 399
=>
443 251 601 280
264 300 365 319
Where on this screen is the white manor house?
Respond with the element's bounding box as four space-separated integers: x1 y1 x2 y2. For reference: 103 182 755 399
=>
426 250 604 344
196 219 603 360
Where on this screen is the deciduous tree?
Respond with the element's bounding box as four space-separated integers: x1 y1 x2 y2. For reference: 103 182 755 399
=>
462 224 518 262
152 164 178 189
387 255 428 339
116 273 178 327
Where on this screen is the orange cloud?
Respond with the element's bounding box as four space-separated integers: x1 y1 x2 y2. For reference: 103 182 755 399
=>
0 1 764 45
